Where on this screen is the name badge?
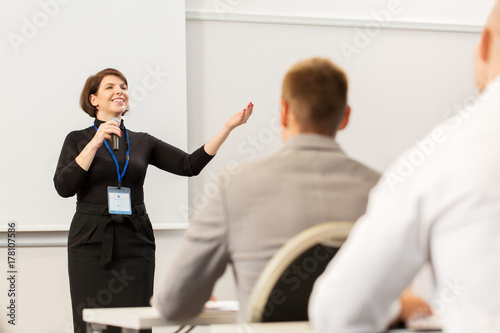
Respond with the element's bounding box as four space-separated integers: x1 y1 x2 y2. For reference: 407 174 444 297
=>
107 186 132 215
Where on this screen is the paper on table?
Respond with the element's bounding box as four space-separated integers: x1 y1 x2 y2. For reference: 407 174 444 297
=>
204 301 240 312
406 314 442 330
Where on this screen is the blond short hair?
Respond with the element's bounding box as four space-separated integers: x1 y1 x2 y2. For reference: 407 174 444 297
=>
282 58 348 136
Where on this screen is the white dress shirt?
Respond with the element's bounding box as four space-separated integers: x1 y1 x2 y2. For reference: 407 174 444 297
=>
309 77 500 333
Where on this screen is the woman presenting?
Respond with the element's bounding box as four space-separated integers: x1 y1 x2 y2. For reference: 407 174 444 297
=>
54 68 253 333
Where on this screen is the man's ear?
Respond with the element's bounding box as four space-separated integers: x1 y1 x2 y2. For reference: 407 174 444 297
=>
90 94 98 107
338 105 351 131
479 28 491 63
281 98 289 128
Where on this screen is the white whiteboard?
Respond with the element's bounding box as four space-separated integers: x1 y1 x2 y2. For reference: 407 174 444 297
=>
0 0 188 231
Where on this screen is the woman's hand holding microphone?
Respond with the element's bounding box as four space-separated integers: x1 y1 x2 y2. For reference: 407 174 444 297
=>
90 119 122 149
76 119 122 171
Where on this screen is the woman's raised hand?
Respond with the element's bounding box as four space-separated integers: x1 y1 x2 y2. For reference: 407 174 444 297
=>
224 102 253 130
203 102 254 156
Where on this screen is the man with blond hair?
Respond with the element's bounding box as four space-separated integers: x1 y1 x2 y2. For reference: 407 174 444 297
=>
310 3 500 332
153 58 380 321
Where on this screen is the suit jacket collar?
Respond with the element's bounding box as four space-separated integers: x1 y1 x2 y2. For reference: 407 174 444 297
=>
283 134 344 153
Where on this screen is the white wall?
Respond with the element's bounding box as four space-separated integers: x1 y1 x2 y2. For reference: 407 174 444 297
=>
184 4 486 209
1 1 494 332
187 0 495 25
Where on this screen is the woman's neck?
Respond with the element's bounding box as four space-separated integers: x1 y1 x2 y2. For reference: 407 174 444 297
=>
96 111 122 122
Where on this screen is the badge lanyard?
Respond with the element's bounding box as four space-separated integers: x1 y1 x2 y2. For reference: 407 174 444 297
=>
94 124 130 189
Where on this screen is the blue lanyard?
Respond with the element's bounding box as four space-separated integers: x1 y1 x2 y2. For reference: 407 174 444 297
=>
93 124 130 188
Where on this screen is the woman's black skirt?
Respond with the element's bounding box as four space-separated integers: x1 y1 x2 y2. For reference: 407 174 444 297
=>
68 202 155 333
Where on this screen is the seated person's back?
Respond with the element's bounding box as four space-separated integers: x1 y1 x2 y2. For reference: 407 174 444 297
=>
226 133 379 313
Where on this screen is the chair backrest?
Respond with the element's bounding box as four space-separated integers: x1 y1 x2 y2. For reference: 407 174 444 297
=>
245 221 354 323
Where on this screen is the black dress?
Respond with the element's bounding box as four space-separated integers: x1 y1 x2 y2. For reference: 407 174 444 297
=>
54 119 213 333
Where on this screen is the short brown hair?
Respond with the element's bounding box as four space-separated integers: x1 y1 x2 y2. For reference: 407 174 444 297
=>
282 58 348 136
80 68 129 117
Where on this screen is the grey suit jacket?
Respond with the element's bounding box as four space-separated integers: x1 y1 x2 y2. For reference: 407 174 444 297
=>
154 134 380 321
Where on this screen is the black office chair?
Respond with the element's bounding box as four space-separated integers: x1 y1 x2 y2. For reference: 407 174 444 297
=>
245 221 354 323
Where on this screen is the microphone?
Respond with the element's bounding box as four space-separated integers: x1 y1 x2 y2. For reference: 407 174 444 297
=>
110 117 120 151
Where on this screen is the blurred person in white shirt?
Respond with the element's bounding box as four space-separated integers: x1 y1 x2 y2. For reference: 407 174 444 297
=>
309 2 500 332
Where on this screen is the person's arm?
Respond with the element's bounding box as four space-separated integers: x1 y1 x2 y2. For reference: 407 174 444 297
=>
54 132 88 197
308 170 430 333
152 172 230 321
53 120 122 197
149 103 253 176
150 141 213 176
204 102 253 155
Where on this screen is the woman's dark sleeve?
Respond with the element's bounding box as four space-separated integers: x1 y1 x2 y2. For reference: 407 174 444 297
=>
53 132 87 198
149 137 214 176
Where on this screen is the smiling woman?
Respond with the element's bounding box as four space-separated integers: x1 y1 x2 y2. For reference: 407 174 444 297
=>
81 69 130 118
53 68 253 333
